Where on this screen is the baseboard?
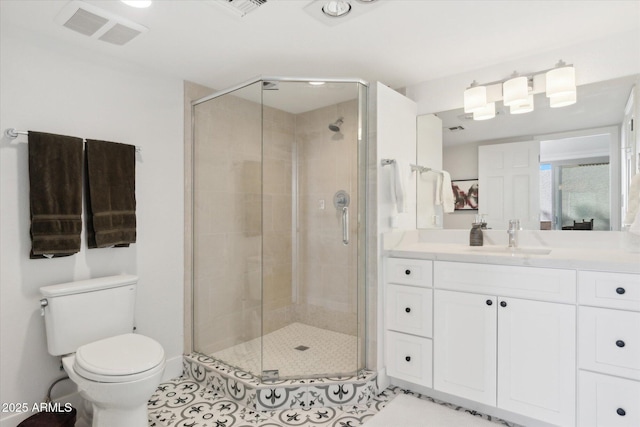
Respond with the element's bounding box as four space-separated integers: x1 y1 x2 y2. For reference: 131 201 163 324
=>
163 354 183 381
389 378 558 427
377 367 390 391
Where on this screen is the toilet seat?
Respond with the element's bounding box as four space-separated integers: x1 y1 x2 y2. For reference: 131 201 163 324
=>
73 333 165 383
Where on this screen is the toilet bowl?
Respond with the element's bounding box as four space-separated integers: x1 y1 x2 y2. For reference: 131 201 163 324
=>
62 334 165 427
39 275 166 427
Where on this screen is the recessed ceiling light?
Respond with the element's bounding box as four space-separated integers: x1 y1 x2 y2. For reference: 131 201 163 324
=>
120 0 152 8
322 1 351 17
309 81 326 86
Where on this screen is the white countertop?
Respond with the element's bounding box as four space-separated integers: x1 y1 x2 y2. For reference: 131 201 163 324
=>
385 230 640 274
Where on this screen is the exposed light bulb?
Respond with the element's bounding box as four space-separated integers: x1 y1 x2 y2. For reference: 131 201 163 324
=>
322 1 352 17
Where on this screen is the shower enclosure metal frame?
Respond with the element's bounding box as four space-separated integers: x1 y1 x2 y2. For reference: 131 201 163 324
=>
190 76 369 381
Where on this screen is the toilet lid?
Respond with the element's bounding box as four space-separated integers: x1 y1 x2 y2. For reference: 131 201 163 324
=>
75 333 164 381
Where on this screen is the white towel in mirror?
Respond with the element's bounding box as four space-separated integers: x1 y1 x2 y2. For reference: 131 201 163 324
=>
392 160 409 213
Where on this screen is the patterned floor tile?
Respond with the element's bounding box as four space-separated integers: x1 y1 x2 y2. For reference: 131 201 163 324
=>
148 378 522 427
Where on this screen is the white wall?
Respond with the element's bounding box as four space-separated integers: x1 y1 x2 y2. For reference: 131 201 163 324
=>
376 83 418 232
373 82 417 383
0 25 184 426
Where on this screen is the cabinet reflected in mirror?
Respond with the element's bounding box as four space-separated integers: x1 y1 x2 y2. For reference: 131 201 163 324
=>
418 74 639 231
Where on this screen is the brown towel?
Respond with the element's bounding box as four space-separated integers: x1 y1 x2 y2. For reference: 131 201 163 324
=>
28 131 84 258
85 139 136 248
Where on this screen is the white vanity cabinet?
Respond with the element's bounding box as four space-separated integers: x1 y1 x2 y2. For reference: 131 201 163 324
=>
578 271 640 427
433 261 576 427
385 258 433 387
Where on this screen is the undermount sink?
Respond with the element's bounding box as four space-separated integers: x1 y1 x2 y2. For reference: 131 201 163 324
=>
468 246 552 255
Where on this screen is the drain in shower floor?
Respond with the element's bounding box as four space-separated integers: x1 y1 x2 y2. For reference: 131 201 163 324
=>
294 345 310 351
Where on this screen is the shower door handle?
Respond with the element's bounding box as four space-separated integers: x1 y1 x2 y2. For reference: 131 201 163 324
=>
342 206 349 245
334 190 350 246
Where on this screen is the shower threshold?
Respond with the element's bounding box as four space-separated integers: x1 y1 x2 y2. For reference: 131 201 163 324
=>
185 324 377 411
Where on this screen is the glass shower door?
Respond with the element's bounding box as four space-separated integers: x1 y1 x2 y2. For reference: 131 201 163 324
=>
260 81 366 380
192 81 264 376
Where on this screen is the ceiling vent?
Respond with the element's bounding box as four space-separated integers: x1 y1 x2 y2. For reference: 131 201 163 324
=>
55 1 148 45
207 0 268 17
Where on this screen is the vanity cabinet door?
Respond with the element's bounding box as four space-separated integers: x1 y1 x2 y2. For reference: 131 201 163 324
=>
434 290 497 406
497 297 576 427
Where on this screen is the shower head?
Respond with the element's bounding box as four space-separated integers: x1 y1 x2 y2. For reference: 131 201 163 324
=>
329 117 344 132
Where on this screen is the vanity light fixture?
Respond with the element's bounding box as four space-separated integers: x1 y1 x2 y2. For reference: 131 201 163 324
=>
463 60 576 120
549 91 577 108
502 74 529 107
546 61 576 97
463 81 487 113
322 0 352 17
510 94 534 114
473 102 496 121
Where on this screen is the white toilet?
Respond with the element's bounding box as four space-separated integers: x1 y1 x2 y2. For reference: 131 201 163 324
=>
40 275 165 427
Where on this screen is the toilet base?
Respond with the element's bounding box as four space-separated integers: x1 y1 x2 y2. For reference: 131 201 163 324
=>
61 355 164 427
91 404 148 427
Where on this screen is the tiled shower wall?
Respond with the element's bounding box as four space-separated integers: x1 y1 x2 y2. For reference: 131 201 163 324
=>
193 90 299 355
294 101 359 336
191 83 361 370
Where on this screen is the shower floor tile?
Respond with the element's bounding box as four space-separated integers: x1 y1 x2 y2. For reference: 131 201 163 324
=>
148 379 521 427
211 322 359 378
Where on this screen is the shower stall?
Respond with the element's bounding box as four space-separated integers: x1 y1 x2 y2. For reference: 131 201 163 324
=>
191 77 368 381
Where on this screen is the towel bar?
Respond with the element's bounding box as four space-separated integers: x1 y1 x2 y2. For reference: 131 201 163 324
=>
5 128 142 153
380 158 439 174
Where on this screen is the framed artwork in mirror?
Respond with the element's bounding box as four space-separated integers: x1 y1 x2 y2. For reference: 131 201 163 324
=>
452 179 478 210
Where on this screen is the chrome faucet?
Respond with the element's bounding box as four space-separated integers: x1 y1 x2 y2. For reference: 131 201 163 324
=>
507 219 520 248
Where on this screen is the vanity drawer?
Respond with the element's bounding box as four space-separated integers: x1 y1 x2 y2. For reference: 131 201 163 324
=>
579 370 640 427
386 331 432 387
434 261 576 303
386 258 432 287
579 306 640 380
386 284 432 338
579 271 640 312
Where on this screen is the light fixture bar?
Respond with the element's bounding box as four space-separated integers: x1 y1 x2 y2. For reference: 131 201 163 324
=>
463 61 576 120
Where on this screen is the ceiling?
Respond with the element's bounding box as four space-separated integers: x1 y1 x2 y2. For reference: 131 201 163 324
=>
1 0 639 96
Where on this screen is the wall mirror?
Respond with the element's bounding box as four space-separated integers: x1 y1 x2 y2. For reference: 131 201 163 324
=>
418 74 639 231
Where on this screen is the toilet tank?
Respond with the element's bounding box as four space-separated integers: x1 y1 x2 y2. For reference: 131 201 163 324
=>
40 275 138 356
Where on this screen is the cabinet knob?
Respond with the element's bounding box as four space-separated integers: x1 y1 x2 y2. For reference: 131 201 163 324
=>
616 287 626 295
486 300 493 306
616 340 626 348
405 269 411 276
500 301 507 308
405 307 411 313
617 408 626 416
405 356 411 362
